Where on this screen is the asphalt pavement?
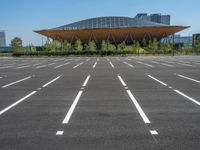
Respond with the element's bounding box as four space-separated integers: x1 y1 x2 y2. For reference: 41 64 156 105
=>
0 56 199 150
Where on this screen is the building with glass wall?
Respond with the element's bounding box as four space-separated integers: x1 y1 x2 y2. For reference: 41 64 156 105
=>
35 16 188 44
135 13 170 25
0 31 6 46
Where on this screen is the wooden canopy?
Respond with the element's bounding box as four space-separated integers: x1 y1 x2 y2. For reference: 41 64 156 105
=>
35 26 189 44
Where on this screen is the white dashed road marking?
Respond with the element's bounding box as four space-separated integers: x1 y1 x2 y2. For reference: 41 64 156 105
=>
146 74 168 86
42 75 62 88
109 62 114 68
93 62 97 68
56 131 64 135
150 130 158 135
117 75 151 124
54 63 69 69
127 90 151 124
174 89 200 105
62 90 83 124
2 76 33 88
0 91 37 115
177 74 200 83
73 62 84 69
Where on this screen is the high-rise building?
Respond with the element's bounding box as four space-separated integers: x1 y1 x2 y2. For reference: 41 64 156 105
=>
135 13 171 25
0 31 6 46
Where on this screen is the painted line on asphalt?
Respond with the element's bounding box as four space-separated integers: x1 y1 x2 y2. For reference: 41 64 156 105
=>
146 74 168 86
32 63 43 66
127 90 151 124
117 75 150 124
177 63 193 67
0 91 37 115
73 62 84 69
174 89 200 105
42 75 62 88
0 66 14 69
62 90 83 124
54 62 69 69
93 62 97 68
150 130 158 135
62 75 91 124
109 62 114 68
35 63 56 69
16 65 31 69
123 62 134 68
144 63 154 68
117 74 127 87
2 76 33 88
56 131 64 136
82 75 91 87
159 63 174 67
176 74 200 83
136 61 154 68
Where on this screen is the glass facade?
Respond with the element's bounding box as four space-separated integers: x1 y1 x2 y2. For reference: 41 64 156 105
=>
0 31 6 47
54 17 167 30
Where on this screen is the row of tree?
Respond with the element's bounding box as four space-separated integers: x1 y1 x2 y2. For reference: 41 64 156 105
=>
10 36 200 56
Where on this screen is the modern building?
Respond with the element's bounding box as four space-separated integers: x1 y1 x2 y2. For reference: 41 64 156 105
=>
0 31 6 46
172 35 193 48
193 34 200 47
35 16 188 44
135 13 170 25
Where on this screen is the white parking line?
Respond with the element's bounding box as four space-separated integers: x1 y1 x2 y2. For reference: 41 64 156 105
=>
159 63 174 67
177 74 200 83
73 62 84 69
62 91 83 124
144 63 154 68
127 90 151 124
32 63 43 66
123 62 134 68
56 131 64 135
0 91 37 115
146 74 168 86
0 66 14 69
2 76 33 88
174 89 200 105
177 63 193 67
82 75 91 87
35 63 56 69
109 62 114 68
54 63 69 69
42 75 62 88
117 75 127 87
93 62 97 68
150 130 158 135
136 61 154 68
16 65 31 69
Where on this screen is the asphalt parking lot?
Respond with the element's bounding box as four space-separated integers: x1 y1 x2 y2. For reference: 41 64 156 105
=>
0 56 199 150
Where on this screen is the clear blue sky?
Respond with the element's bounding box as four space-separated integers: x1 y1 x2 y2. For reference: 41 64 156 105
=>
0 0 199 46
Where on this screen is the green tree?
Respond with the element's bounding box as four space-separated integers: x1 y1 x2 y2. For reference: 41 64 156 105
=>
133 41 141 55
118 41 126 50
88 41 96 51
44 40 61 52
11 37 23 52
28 43 36 52
74 39 83 51
107 41 116 51
161 43 172 54
148 38 158 54
101 40 107 50
194 37 200 54
62 40 72 51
